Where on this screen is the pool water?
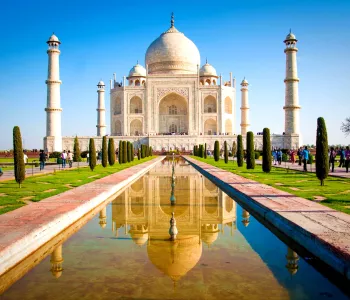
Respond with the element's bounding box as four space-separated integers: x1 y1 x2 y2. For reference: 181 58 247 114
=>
0 158 349 299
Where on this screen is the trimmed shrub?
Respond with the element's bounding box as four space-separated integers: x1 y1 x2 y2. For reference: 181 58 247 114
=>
282 153 288 162
193 146 196 156
224 141 228 164
237 135 243 167
131 144 134 161
204 143 207 159
232 141 237 158
308 154 314 165
118 140 122 164
49 151 62 159
137 148 141 160
73 136 81 162
13 126 25 188
108 138 115 166
214 141 220 161
316 117 329 186
89 138 96 171
262 128 271 173
246 131 255 169
141 145 145 158
102 136 108 167
254 151 260 159
127 141 131 162
122 141 127 163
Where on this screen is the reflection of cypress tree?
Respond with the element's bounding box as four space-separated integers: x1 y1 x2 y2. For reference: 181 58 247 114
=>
204 143 207 159
122 141 127 163
13 126 25 188
316 117 329 186
89 138 96 171
102 136 108 168
108 138 115 166
237 135 243 167
214 141 220 161
224 141 228 163
262 128 271 173
127 141 131 162
246 131 255 169
73 136 81 162
118 140 122 164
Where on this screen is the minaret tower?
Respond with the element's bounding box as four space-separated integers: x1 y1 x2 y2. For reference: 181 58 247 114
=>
283 30 301 138
240 78 250 136
45 33 62 151
50 244 64 278
96 80 106 136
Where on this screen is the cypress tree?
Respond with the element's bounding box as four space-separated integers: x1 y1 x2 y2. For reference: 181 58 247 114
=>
13 126 25 188
141 145 145 158
232 141 237 160
89 138 96 171
127 141 131 162
262 128 271 173
224 141 228 164
73 136 81 162
150 146 153 156
316 117 329 186
122 141 127 163
138 147 141 160
118 140 122 164
204 143 207 159
198 145 202 158
214 141 220 161
246 131 255 169
108 138 115 166
102 136 108 167
237 135 244 167
193 145 196 156
130 143 135 161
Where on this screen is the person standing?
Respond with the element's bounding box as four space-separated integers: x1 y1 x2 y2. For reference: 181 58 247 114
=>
297 147 302 166
39 150 46 171
67 150 73 168
290 150 296 164
344 146 350 173
86 153 89 164
61 150 67 168
277 149 282 165
302 146 309 172
339 148 345 168
272 150 277 165
329 147 336 173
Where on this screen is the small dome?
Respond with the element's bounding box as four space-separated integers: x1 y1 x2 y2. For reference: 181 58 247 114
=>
97 80 105 86
241 78 248 85
284 31 297 41
199 62 217 77
130 232 148 246
128 64 146 77
47 33 60 44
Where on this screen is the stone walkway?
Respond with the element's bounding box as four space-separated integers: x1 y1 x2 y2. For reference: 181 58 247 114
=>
0 161 94 182
0 157 164 276
185 156 350 280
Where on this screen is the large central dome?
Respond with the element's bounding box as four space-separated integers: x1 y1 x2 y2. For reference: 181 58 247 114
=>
145 18 200 75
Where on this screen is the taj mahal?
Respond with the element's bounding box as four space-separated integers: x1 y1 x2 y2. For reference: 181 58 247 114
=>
44 14 301 153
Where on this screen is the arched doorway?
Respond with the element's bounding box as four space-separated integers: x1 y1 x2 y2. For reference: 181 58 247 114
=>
204 119 217 135
225 97 232 114
204 95 217 113
115 120 121 135
159 93 188 134
130 119 142 136
130 96 142 114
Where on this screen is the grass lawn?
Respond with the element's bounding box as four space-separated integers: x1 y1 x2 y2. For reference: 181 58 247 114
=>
0 156 155 215
191 156 350 215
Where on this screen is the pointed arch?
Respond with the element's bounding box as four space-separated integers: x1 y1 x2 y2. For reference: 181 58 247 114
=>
204 118 217 135
130 96 142 114
204 95 217 113
225 97 232 114
130 119 142 135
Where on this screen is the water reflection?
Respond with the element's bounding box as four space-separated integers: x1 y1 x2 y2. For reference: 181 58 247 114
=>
50 245 64 278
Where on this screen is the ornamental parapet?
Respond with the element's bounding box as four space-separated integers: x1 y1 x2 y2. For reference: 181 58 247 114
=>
45 108 62 112
47 49 60 54
96 125 107 127
284 47 298 53
96 108 106 111
284 78 299 83
45 79 62 84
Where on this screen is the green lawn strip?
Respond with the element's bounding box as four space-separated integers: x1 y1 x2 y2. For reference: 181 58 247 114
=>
0 156 156 215
191 156 350 215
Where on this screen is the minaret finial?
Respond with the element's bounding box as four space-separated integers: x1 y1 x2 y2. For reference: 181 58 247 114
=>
206 57 208 64
137 60 138 65
171 12 174 27
289 28 292 34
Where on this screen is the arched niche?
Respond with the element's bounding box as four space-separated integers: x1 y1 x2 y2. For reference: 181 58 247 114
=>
115 120 122 135
159 93 188 134
225 119 232 134
204 95 217 113
130 96 142 114
114 97 121 115
225 97 232 114
225 196 234 213
204 118 217 135
130 119 142 136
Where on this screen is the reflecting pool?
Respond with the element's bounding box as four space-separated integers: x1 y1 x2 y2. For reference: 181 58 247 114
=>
0 158 349 299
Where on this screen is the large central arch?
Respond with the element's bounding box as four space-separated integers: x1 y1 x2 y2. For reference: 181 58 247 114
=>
158 93 188 134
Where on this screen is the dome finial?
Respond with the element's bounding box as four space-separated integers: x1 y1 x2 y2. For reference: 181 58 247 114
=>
289 28 292 34
137 60 139 65
171 12 174 28
206 57 208 64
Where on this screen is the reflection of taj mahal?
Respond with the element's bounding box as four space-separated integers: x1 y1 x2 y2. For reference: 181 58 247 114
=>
44 14 301 152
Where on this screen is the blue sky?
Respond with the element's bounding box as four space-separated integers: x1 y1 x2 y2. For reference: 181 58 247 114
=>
0 0 349 149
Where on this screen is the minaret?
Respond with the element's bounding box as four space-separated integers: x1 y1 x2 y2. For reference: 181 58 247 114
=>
99 206 107 228
50 245 64 278
240 78 250 136
45 33 62 151
284 30 301 136
96 80 106 136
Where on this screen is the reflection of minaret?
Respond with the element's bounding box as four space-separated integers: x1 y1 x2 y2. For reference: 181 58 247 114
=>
201 224 219 247
170 163 176 205
99 207 107 228
285 247 299 276
241 209 250 227
169 212 178 241
50 245 63 278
